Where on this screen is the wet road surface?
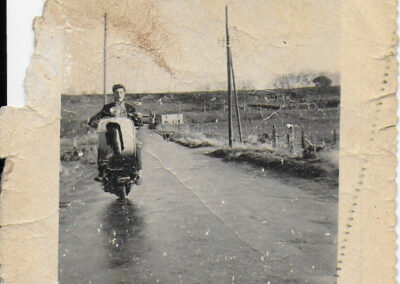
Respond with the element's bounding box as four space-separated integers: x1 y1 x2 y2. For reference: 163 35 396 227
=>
59 128 337 283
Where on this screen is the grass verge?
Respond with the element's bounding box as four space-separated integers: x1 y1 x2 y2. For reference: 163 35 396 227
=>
154 127 338 185
207 148 338 184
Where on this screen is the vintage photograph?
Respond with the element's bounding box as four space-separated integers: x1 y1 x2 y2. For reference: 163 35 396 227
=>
59 1 340 283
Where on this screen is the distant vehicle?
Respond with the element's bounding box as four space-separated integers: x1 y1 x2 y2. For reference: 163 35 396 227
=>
139 111 157 126
135 112 144 126
141 113 156 125
148 122 157 129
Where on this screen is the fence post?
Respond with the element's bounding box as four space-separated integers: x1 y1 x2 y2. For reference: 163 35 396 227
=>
311 135 316 154
287 133 290 152
272 125 276 147
289 127 295 153
333 129 337 145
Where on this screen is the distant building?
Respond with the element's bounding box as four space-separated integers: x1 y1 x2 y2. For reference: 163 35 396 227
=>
161 114 184 125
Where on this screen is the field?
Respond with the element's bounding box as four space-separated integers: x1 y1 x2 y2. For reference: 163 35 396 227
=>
61 86 340 183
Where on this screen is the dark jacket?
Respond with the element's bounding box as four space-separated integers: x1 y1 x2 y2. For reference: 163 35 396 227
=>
88 102 140 129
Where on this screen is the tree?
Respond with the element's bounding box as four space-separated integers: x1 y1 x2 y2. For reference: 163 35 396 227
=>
312 76 332 88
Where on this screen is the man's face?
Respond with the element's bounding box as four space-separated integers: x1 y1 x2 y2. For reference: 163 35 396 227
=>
114 88 125 102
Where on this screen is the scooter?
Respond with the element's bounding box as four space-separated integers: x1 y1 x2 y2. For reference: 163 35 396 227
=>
97 117 140 199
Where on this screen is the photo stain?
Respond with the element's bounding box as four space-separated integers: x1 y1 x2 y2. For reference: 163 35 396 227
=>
106 1 175 75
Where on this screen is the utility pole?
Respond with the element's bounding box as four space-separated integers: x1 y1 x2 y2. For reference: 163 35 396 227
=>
230 49 243 143
103 13 108 105
225 6 233 147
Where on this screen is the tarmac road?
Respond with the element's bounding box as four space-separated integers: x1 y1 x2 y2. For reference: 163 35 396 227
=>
59 128 337 284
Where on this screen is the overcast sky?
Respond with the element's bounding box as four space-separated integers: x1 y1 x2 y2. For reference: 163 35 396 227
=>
54 0 340 94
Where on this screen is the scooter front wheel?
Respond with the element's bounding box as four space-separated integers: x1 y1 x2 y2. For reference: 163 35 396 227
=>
117 185 127 200
121 186 127 200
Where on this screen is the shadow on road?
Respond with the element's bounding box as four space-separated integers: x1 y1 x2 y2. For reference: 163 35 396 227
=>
102 199 145 270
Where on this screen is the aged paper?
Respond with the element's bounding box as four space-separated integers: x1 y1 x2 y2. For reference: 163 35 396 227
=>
0 0 397 283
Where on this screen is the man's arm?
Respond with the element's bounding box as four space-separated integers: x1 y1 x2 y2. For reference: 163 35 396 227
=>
88 107 106 129
126 104 141 126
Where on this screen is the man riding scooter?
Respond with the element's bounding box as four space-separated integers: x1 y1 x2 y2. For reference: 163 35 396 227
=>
89 84 142 185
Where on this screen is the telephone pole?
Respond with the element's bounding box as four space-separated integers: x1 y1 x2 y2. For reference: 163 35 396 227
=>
103 13 108 105
230 49 243 143
226 6 233 147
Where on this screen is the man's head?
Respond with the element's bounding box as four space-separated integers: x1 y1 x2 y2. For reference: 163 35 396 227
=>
112 84 126 103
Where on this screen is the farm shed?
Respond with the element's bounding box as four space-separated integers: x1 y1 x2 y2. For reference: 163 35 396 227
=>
161 114 184 125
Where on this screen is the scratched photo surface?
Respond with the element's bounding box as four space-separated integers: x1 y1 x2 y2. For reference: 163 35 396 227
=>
58 1 340 283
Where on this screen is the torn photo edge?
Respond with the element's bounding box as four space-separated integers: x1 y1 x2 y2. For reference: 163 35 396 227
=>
0 0 398 283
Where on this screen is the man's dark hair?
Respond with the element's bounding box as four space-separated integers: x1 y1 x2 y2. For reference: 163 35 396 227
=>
112 84 126 93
